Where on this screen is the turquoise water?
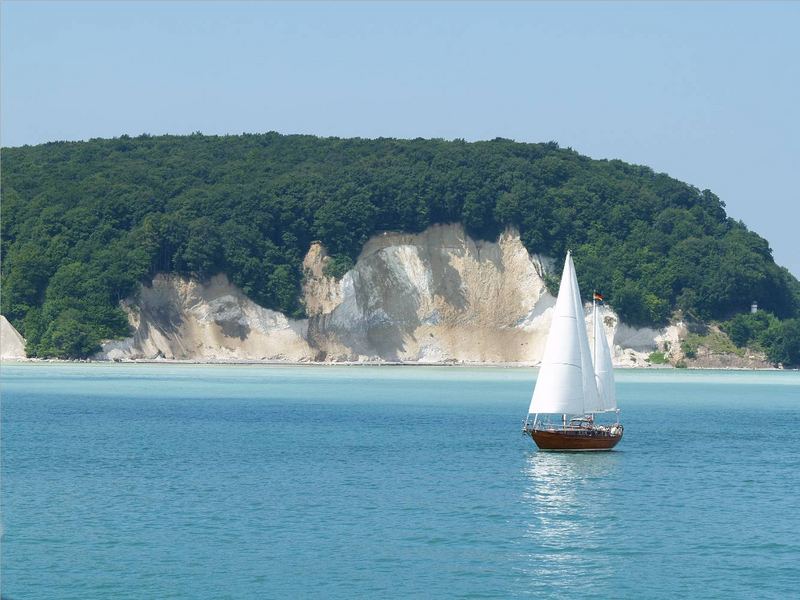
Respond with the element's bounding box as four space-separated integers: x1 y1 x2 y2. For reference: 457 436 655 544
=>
2 364 799 599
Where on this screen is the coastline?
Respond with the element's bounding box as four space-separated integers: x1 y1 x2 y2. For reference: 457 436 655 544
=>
0 358 789 371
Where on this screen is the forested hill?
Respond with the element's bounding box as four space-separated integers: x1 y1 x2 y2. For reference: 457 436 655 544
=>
2 132 799 360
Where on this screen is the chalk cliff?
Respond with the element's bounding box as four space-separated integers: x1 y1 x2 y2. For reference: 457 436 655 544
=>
1 315 27 360
96 224 676 365
100 275 313 361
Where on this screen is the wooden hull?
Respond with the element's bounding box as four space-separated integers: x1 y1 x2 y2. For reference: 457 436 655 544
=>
530 428 622 451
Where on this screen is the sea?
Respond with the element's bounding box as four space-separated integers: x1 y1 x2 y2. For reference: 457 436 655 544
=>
1 363 798 599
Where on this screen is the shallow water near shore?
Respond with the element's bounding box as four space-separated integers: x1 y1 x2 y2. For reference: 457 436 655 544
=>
2 364 799 599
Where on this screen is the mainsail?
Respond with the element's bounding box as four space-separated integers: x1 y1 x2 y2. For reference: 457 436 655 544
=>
528 252 599 415
592 303 617 412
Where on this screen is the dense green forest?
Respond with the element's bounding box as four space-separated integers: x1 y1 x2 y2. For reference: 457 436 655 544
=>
2 132 799 363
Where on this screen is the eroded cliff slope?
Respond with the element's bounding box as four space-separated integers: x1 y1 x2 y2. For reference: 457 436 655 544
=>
0 315 26 359
100 275 313 361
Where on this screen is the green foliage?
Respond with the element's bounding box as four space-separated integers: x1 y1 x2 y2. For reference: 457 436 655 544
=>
760 319 800 367
314 186 377 257
611 281 669 327
721 311 777 348
324 255 355 280
720 311 799 367
681 340 698 359
542 272 561 297
680 329 745 362
702 330 741 356
2 132 799 358
34 308 103 359
648 351 667 364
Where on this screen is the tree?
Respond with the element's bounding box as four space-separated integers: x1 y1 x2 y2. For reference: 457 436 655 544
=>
314 186 377 258
760 319 800 367
35 309 102 358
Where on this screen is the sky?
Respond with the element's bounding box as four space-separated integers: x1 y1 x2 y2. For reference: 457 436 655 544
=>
2 1 798 276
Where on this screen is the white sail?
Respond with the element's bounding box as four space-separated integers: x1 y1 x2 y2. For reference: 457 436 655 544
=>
569 260 602 413
592 303 617 411
528 252 598 415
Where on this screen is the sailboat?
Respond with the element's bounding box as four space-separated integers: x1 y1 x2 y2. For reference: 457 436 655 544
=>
522 251 623 451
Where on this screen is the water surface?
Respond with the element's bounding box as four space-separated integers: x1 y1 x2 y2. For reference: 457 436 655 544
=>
2 364 799 598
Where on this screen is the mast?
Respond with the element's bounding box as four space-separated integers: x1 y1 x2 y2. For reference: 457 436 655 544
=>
591 294 598 416
593 294 597 372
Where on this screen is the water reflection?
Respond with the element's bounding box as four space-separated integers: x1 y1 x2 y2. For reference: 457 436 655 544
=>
516 451 621 596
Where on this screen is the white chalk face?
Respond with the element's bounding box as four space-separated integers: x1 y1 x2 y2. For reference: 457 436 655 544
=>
87 224 671 365
1 315 27 360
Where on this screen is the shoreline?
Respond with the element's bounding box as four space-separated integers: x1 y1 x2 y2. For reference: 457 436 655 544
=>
0 358 790 371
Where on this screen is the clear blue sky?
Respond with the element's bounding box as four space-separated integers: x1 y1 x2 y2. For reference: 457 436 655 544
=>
3 1 798 276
